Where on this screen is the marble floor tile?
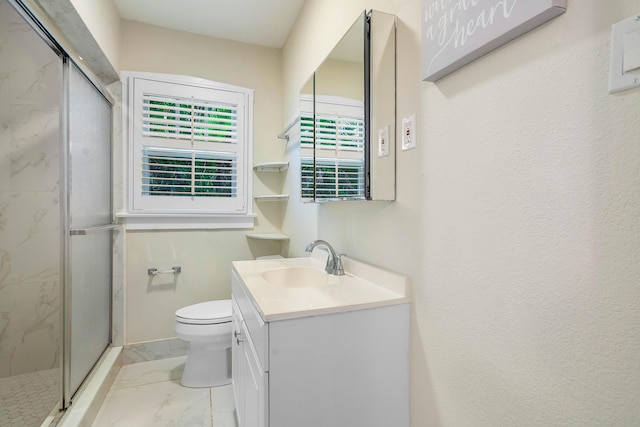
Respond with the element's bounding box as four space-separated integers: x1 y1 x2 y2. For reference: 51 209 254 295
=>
94 358 237 427
211 385 235 414
93 379 212 427
211 411 237 427
111 356 186 390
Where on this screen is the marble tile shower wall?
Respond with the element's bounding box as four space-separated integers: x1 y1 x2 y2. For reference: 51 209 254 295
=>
107 80 124 348
0 1 63 378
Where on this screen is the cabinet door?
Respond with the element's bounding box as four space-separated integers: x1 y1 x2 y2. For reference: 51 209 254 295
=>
241 321 269 427
232 298 244 424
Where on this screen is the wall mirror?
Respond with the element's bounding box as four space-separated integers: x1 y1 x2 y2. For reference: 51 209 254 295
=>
299 10 396 202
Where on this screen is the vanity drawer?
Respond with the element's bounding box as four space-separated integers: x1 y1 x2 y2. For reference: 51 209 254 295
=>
232 269 269 372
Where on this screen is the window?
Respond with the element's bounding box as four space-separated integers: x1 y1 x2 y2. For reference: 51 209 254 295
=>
300 95 365 202
121 72 253 229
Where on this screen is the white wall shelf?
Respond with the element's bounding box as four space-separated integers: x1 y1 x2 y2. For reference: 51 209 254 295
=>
246 233 290 241
253 162 289 172
250 160 289 250
254 195 289 202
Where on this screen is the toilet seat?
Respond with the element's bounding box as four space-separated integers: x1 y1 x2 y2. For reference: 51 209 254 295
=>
175 300 232 325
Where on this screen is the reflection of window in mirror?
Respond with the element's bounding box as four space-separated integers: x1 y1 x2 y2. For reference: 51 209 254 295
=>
297 10 396 203
299 92 314 201
301 96 365 201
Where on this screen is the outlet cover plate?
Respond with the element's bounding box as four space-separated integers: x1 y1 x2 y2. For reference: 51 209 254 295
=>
378 125 390 157
402 114 416 151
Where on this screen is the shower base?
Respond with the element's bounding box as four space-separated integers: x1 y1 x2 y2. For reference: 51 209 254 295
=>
0 368 59 427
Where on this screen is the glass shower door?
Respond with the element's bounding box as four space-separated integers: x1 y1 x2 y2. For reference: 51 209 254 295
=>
0 1 63 424
65 62 113 402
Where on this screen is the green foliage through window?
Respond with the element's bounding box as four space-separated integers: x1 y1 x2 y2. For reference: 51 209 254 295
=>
142 149 237 197
301 159 364 200
142 95 238 144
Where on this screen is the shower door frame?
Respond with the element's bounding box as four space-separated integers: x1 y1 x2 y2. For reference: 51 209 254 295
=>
62 57 115 408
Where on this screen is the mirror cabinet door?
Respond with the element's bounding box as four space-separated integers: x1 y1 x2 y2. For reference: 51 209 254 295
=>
299 10 395 203
314 12 366 202
369 10 396 201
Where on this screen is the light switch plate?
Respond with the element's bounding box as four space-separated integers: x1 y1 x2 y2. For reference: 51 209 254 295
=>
609 14 640 94
402 114 416 151
378 125 389 157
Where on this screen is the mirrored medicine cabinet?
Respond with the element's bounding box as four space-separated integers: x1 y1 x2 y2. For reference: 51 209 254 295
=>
299 10 396 202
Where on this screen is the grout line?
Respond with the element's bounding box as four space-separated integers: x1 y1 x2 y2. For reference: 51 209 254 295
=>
111 376 183 391
210 387 215 426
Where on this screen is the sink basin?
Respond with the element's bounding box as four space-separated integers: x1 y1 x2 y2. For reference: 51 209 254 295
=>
261 267 336 288
233 256 410 320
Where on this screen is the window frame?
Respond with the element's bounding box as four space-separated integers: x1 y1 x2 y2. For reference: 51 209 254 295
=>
120 71 254 230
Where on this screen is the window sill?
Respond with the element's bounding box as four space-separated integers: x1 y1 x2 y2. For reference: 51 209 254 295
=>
116 212 256 230
246 233 289 240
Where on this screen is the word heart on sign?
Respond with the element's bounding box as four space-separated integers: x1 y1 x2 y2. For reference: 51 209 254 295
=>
422 0 567 82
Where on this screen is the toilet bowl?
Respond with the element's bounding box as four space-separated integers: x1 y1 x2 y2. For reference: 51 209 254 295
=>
175 299 232 388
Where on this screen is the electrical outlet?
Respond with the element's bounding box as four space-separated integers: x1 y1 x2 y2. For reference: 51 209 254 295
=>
402 114 416 151
378 125 389 157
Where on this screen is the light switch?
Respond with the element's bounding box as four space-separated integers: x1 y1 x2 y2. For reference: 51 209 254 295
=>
609 14 640 93
378 125 389 157
623 28 640 73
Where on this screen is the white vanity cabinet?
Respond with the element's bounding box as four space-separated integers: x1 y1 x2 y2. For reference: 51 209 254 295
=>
231 266 410 427
232 297 268 427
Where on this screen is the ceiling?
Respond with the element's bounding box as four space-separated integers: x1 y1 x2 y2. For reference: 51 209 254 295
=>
112 0 307 49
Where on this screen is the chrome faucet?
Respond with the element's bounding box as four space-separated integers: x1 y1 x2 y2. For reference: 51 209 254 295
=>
305 240 345 276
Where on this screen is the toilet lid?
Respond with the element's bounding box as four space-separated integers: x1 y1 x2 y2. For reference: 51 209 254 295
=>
175 300 232 325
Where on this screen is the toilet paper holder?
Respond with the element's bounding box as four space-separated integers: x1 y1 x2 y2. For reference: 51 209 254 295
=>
148 266 182 276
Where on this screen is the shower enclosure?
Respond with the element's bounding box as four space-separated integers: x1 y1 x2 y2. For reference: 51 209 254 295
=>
0 1 114 425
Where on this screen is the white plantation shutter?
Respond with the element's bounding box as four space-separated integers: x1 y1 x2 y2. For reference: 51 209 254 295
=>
302 157 365 201
300 113 314 149
129 76 251 214
300 96 366 201
142 94 238 144
315 114 365 152
141 148 237 197
301 157 315 200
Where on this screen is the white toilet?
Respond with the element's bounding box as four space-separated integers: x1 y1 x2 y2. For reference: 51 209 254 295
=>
175 299 232 388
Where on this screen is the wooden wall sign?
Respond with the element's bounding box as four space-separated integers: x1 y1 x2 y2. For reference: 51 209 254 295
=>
422 0 567 82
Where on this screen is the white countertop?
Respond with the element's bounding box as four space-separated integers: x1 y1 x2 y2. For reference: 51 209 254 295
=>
232 255 410 321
